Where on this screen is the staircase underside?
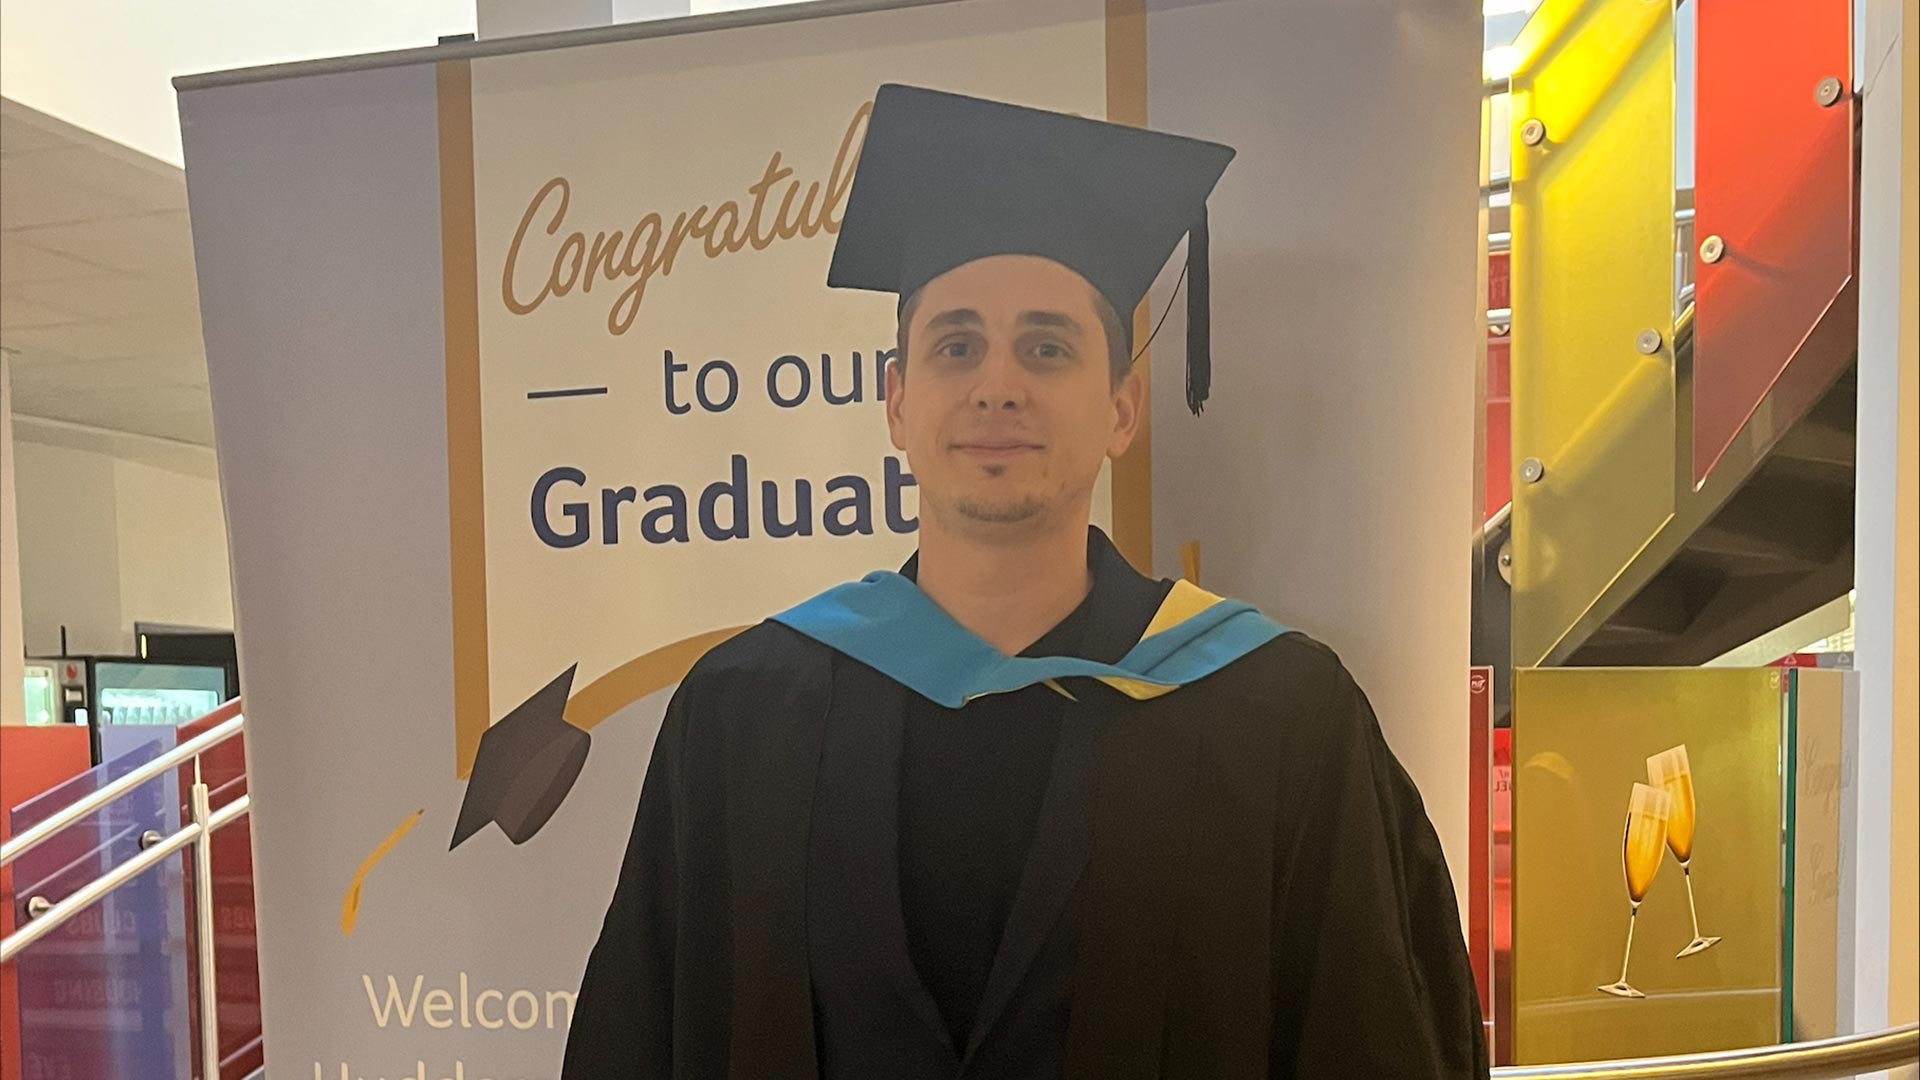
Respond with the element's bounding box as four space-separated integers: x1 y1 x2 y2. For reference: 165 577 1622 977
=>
1569 365 1856 667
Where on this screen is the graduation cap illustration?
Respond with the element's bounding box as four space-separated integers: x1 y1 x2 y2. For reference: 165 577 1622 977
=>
450 665 588 848
828 83 1236 412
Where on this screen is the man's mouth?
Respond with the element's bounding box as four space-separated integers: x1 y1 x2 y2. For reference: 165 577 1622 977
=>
951 439 1044 460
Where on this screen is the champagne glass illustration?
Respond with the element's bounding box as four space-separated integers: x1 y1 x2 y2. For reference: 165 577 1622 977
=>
1599 783 1671 998
1649 744 1720 957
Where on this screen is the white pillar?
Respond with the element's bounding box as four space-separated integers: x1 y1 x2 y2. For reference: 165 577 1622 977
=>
1884 0 1918 1048
1 352 26 725
1847 0 1912 1051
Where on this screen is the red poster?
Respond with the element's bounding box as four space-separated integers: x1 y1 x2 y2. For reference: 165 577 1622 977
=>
1492 724 1512 1064
1468 667 1494 1021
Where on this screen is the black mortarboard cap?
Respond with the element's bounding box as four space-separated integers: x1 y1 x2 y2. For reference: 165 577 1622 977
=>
829 84 1235 413
450 665 588 849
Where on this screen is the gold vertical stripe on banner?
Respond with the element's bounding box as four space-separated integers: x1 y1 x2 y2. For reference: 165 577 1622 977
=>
1106 0 1153 574
438 59 490 779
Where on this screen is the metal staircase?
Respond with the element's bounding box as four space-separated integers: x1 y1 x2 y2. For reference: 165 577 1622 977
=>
1572 357 1856 667
1496 0 1859 672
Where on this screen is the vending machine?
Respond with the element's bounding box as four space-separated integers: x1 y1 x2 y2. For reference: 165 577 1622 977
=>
24 655 230 763
21 662 58 725
133 626 241 702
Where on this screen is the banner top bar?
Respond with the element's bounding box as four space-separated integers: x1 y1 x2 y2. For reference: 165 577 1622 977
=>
172 0 964 92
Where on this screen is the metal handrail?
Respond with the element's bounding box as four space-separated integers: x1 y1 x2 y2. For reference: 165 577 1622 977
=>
0 793 250 963
1483 500 1514 542
0 713 246 867
1490 1023 1919 1079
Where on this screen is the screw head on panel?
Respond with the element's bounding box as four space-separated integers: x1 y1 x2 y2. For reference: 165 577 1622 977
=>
25 896 52 920
1497 541 1515 585
1520 119 1547 146
1636 329 1665 355
1699 234 1726 264
1519 457 1545 484
1814 77 1844 107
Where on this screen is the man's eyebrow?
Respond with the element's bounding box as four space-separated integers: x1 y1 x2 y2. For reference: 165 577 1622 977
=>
1018 310 1085 335
923 308 984 332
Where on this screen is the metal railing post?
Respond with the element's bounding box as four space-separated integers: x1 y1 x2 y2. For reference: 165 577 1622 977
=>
190 756 222 1080
1487 1023 1919 1079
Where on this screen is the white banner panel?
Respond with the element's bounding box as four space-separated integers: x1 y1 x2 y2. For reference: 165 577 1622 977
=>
181 2 1121 1075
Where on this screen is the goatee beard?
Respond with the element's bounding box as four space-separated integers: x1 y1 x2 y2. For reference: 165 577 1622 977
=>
954 495 1049 525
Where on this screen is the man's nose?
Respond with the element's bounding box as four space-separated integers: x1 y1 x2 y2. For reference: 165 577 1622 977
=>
969 347 1028 411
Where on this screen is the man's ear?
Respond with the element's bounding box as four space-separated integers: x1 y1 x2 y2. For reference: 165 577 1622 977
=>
1107 365 1144 459
885 358 908 452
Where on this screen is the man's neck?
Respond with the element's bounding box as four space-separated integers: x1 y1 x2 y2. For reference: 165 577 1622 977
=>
913 515 1093 656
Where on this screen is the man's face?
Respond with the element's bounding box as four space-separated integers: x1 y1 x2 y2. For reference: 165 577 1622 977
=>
886 254 1142 538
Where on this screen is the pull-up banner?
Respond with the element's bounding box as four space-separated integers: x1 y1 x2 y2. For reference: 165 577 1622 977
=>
180 2 1129 1074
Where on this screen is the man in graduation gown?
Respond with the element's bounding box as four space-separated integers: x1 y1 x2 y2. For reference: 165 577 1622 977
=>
563 84 1487 1079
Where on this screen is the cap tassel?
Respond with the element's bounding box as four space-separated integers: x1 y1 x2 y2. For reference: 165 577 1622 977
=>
1185 208 1211 415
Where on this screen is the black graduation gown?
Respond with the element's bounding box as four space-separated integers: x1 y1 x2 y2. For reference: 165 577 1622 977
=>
805 538 1171 1079
563 541 1488 1079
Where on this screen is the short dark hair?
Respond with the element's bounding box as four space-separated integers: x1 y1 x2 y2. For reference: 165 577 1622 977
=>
894 282 1132 385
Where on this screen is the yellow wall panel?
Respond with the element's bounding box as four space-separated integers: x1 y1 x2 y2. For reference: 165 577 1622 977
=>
1508 0 1677 666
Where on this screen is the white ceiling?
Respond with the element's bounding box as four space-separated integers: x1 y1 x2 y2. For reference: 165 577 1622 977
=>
1 96 212 446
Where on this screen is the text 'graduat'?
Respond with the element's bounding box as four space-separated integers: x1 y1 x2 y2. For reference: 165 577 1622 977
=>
531 455 919 548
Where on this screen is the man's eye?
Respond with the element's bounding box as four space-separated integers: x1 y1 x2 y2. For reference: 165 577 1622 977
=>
1031 340 1070 360
937 340 975 360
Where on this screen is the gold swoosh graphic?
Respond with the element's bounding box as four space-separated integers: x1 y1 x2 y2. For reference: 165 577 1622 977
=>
341 808 425 938
561 626 749 731
342 627 747 938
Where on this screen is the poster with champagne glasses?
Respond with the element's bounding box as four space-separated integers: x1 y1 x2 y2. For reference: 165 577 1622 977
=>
1510 668 1789 1064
